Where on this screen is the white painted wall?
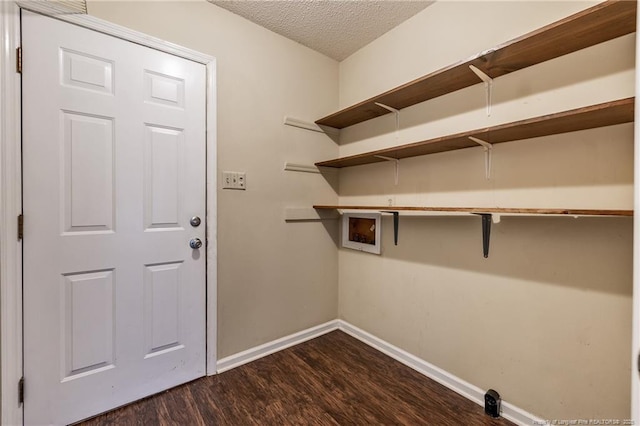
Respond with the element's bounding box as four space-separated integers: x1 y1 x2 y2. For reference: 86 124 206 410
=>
88 0 340 358
338 1 633 420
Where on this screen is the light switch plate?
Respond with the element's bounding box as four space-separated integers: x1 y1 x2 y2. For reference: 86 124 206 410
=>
222 171 246 190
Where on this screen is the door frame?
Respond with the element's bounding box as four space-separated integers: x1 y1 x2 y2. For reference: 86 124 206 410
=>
0 3 218 424
633 5 640 422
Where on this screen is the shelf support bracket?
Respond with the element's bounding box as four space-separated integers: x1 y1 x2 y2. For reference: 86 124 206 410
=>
374 155 400 185
375 102 400 142
479 213 492 258
468 136 493 180
469 65 493 117
381 211 399 245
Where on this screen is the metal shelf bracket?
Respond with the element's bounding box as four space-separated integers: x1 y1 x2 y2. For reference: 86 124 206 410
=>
381 210 400 245
469 65 493 117
375 102 400 142
474 213 501 258
469 136 493 180
480 213 492 258
374 102 402 185
374 155 400 185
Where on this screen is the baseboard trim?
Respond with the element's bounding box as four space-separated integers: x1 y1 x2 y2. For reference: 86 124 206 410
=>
337 320 543 426
216 318 542 425
216 320 339 373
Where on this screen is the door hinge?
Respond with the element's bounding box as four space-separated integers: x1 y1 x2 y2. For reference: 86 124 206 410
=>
18 214 24 240
18 377 24 405
16 47 22 74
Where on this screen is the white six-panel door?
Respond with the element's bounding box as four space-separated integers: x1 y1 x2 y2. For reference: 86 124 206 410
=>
22 10 206 425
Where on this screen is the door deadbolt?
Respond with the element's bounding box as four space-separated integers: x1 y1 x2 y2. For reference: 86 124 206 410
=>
189 238 203 249
190 216 201 227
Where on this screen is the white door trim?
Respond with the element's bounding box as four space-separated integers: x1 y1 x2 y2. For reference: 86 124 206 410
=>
633 7 640 422
0 4 217 424
17 1 215 64
0 1 23 425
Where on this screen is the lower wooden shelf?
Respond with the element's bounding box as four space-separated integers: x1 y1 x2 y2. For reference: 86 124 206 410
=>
315 205 632 258
313 205 633 217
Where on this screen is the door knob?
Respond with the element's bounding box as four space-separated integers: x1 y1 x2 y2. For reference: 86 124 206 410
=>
189 238 203 249
190 216 201 227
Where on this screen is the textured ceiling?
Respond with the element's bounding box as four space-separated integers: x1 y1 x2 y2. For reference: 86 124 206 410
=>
208 1 433 61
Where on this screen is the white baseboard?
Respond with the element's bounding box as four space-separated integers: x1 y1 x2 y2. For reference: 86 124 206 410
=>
337 320 543 426
216 318 542 425
216 320 339 373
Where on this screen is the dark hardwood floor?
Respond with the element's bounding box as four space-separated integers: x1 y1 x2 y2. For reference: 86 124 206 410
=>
79 331 514 425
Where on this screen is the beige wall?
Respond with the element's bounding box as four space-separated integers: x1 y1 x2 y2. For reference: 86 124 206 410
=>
88 0 635 420
338 0 633 421
87 1 340 358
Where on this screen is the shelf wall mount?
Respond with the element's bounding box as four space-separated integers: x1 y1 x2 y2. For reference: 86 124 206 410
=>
283 162 321 174
375 102 401 145
469 65 493 117
374 102 400 136
478 213 492 258
372 102 402 185
380 211 400 245
468 136 493 180
374 155 400 185
283 116 340 137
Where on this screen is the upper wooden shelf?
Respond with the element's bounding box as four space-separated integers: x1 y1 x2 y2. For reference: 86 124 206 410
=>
315 97 634 168
313 205 633 217
315 0 636 130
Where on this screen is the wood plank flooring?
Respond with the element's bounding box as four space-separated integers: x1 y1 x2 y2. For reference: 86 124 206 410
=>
79 331 515 425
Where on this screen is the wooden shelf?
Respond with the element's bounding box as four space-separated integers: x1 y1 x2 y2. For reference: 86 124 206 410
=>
316 204 631 256
314 205 633 217
315 0 636 130
315 97 634 168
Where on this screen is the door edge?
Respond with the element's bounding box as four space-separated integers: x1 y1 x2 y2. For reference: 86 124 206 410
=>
205 60 218 376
